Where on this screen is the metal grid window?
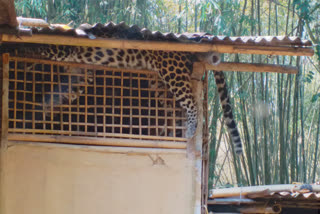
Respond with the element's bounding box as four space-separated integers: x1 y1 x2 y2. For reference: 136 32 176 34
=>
6 56 187 142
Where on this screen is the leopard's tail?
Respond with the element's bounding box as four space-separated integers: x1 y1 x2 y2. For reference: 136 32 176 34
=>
214 71 243 155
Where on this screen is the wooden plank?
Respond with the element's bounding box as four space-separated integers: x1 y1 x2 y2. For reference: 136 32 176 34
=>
7 134 187 149
7 140 187 154
0 53 10 214
8 128 187 141
1 54 9 146
205 62 298 74
1 34 314 56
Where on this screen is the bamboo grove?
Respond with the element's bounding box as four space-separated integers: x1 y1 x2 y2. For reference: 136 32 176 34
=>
14 0 320 187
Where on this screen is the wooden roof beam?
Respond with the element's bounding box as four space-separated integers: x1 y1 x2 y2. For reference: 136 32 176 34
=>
192 62 297 80
205 62 298 74
8 56 297 76
1 34 314 57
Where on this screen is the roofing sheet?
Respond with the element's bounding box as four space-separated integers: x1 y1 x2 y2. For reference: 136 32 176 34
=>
258 192 320 200
209 184 320 201
28 22 312 47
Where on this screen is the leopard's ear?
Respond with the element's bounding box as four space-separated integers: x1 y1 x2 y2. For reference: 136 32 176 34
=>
195 52 221 65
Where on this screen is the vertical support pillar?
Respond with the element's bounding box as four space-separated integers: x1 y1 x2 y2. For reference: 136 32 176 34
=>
189 62 206 214
1 53 10 214
201 71 210 214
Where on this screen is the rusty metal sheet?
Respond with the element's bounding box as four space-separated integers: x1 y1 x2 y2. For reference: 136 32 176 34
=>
29 22 312 47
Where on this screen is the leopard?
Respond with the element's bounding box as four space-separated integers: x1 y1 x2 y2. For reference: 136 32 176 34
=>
9 43 243 154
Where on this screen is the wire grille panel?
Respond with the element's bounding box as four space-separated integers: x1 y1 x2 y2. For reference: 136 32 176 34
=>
6 57 187 142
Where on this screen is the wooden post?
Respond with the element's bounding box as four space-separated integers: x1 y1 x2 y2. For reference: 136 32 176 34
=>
189 63 205 214
201 71 209 214
0 53 10 214
1 54 9 139
0 0 18 27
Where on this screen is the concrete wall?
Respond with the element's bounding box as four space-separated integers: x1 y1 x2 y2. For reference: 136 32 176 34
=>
1 142 195 214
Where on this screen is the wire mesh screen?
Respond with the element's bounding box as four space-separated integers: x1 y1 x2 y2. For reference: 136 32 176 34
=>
6 56 187 142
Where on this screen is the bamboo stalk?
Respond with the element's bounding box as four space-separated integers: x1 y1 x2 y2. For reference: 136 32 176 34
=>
7 134 187 149
312 109 320 182
1 34 314 56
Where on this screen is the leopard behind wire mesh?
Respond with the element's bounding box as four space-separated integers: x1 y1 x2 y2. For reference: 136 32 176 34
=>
5 43 242 154
8 61 185 138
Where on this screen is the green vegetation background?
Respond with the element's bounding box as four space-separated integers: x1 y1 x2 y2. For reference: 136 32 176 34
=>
15 0 320 187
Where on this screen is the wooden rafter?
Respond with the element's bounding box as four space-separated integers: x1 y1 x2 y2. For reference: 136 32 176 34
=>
206 62 298 74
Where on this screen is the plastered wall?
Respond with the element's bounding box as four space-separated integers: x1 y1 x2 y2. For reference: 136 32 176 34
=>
1 142 195 214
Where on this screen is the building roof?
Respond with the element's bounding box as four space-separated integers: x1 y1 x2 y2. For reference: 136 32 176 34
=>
23 22 312 47
0 0 313 48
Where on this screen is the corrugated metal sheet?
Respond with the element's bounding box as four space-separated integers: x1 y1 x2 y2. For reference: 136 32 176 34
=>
262 192 320 200
208 192 320 202
209 184 320 202
208 192 320 205
28 22 312 47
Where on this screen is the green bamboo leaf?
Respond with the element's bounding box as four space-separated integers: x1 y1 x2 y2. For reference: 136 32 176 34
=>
311 93 320 103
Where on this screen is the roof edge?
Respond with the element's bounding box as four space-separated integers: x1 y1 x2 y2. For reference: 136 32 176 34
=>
1 34 314 57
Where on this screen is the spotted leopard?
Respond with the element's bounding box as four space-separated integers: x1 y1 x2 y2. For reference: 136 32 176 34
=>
9 44 243 154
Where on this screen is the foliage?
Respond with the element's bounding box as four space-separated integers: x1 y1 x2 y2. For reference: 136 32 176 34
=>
14 0 320 187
